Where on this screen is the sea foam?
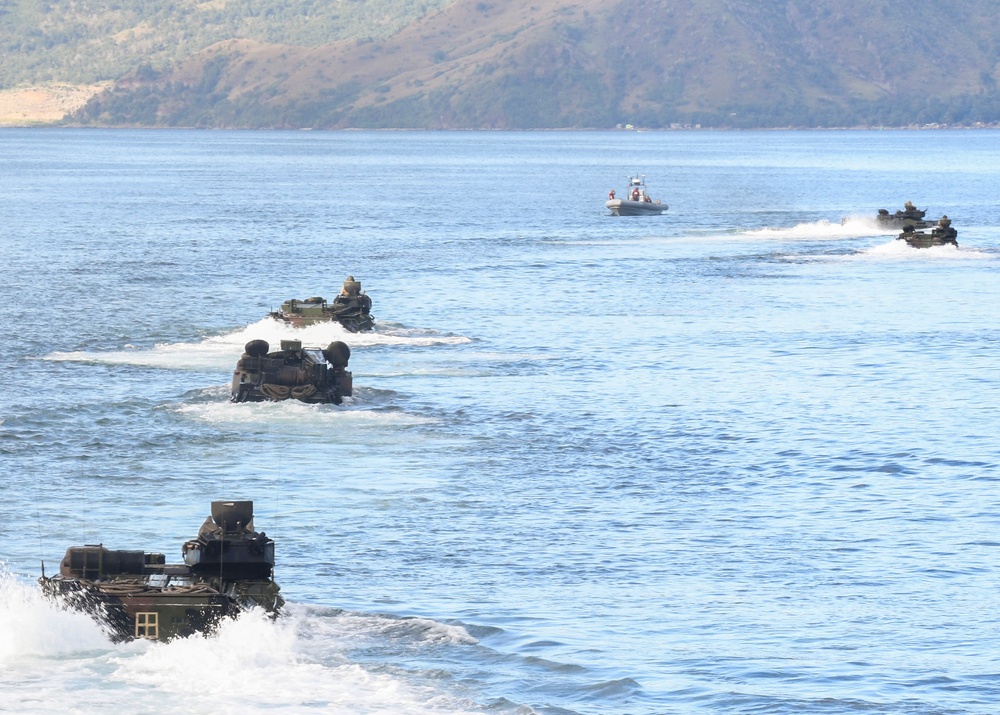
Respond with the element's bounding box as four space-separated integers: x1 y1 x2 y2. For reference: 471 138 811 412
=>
43 318 472 371
740 217 888 240
0 583 482 715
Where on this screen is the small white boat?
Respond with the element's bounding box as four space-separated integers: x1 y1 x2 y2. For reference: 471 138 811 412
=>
605 175 667 216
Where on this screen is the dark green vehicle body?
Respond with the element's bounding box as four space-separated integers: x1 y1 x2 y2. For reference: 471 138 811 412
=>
897 223 959 248
39 501 282 642
231 338 353 404
269 294 374 333
876 205 932 229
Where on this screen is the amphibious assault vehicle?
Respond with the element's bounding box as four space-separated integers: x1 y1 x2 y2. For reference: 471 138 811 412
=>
231 338 352 404
876 202 933 230
268 277 374 332
897 219 959 248
39 500 282 642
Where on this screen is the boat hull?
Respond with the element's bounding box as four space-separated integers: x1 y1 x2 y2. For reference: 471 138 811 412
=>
606 199 667 216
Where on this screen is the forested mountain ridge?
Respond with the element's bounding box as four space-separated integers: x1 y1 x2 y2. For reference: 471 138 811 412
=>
5 0 1000 128
0 0 454 89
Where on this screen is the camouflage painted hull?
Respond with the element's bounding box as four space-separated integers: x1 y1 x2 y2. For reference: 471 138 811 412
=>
232 378 353 404
897 227 958 248
39 501 282 643
606 199 667 216
898 234 958 248
877 215 932 230
269 294 374 332
231 339 353 404
270 310 375 332
875 206 931 230
41 575 238 641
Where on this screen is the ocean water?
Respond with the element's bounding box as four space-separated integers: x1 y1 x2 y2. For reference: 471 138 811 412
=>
1 128 999 714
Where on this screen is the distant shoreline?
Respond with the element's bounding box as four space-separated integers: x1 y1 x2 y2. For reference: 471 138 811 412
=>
7 124 1000 131
3 85 1000 132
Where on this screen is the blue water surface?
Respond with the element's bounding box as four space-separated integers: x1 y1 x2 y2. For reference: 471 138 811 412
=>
1 128 999 715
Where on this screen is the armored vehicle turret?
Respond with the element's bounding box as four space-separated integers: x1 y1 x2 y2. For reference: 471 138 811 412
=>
268 276 374 332
39 500 282 642
231 338 353 404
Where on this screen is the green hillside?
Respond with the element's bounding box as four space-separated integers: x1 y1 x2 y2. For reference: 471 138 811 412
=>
0 0 455 89
5 0 1000 128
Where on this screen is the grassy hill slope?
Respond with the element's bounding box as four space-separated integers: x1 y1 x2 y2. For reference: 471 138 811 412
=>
0 0 456 89
16 0 1000 128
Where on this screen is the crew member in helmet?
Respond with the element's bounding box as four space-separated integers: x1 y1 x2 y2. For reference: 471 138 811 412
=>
934 215 957 244
340 275 361 297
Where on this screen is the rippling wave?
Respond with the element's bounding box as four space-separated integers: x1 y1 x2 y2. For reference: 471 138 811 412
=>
4 129 1000 715
0 572 488 714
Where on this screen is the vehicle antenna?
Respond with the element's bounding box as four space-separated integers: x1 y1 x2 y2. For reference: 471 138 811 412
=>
34 476 45 580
